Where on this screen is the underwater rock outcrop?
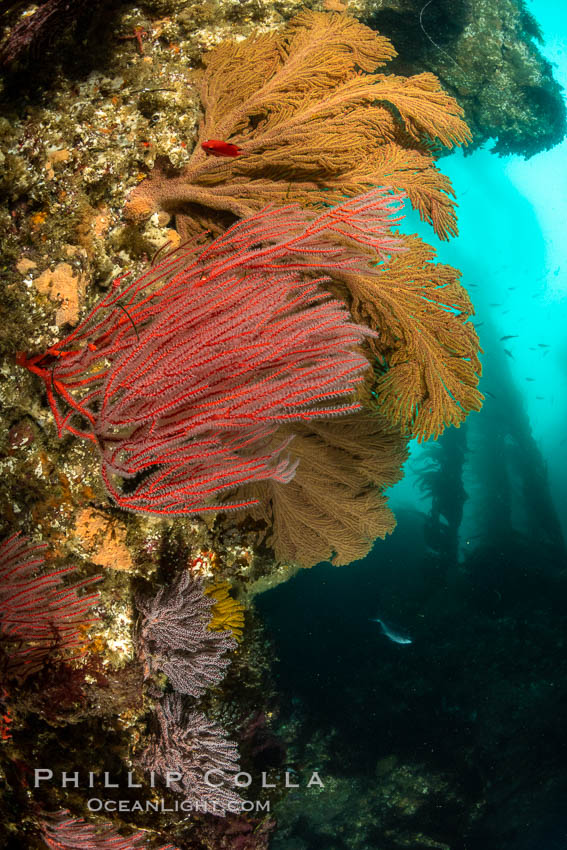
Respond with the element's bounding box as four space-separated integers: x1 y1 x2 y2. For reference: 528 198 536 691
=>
0 5 494 849
363 0 566 157
0 0 104 67
18 189 482 566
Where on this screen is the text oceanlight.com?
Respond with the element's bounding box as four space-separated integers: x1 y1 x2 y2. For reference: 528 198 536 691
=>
34 769 325 816
87 798 271 815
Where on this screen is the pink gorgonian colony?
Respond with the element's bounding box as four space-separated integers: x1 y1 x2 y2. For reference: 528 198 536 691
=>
137 571 236 697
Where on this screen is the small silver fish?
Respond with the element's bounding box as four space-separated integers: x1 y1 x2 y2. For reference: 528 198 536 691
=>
369 618 412 645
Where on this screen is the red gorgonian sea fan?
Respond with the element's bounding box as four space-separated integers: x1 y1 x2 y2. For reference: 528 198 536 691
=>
39 808 179 849
18 189 404 516
0 534 100 681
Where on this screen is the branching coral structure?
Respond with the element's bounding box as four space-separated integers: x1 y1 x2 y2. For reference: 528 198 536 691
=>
121 9 480 443
137 571 236 697
39 808 179 849
18 189 404 516
20 185 482 522
331 233 483 440
246 411 409 567
138 693 243 816
0 534 101 681
125 11 471 241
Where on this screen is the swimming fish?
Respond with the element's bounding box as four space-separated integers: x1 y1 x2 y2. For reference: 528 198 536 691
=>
525 378 535 382
484 389 496 399
537 344 550 348
504 349 514 358
500 335 518 341
201 139 242 157
369 618 412 645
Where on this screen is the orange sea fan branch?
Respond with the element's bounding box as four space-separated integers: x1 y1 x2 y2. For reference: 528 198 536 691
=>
124 11 470 243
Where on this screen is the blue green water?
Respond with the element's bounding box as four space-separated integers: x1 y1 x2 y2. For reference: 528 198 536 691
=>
258 2 567 848
393 142 567 544
392 0 567 541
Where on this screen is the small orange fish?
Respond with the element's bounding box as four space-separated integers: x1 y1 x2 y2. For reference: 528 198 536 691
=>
201 139 242 157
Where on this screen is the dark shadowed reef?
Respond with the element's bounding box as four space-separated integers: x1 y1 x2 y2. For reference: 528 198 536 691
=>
258 327 567 850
